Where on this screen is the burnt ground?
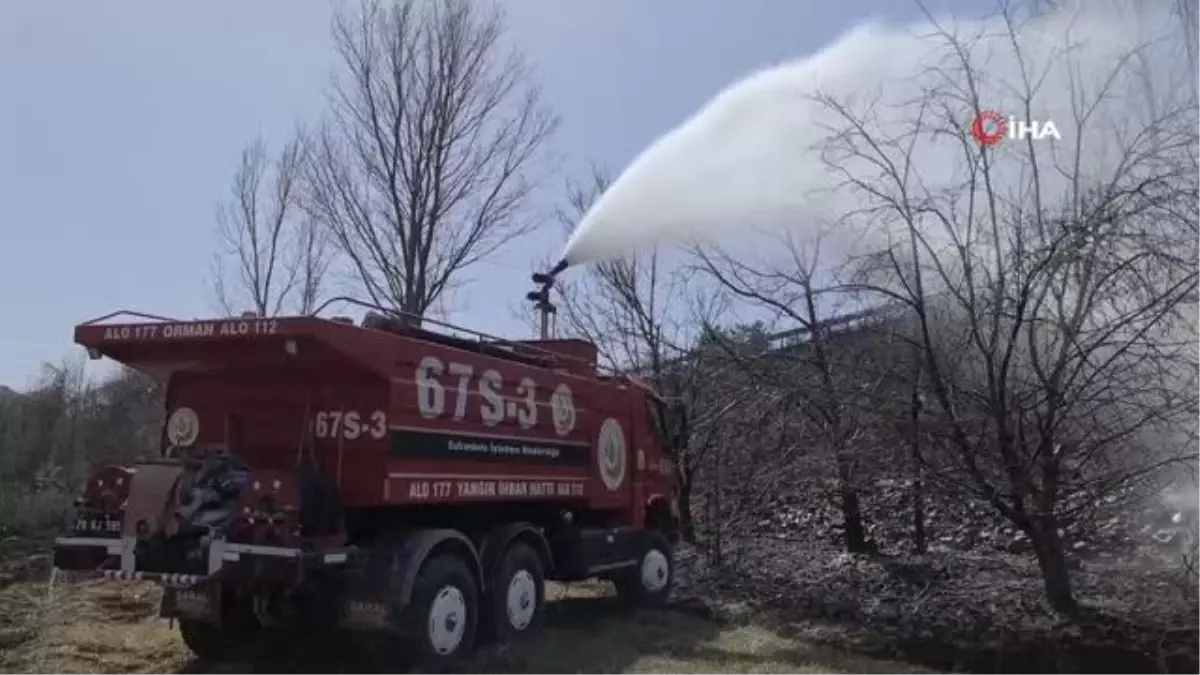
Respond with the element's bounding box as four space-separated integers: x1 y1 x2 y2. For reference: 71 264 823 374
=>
1 535 1195 674
672 542 1199 674
0 540 924 674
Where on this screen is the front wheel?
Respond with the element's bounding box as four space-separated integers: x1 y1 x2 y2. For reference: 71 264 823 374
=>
613 530 673 608
404 553 480 667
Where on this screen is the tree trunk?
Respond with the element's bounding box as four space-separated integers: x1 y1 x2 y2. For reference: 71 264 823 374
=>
909 386 927 554
840 485 870 553
911 467 927 554
711 441 723 568
1028 516 1078 614
834 465 869 553
909 353 927 554
833 446 870 553
676 471 697 544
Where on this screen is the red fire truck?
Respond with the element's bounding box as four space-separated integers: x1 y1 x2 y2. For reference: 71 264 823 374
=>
51 297 684 666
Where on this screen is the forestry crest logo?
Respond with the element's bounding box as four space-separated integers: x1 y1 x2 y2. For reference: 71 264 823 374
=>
597 418 627 491
550 383 576 436
970 108 1061 146
166 407 200 447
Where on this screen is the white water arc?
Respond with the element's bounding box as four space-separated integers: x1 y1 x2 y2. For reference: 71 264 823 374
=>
557 2 1182 272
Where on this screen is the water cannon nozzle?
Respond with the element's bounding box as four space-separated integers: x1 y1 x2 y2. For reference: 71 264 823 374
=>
528 260 567 339
533 259 569 287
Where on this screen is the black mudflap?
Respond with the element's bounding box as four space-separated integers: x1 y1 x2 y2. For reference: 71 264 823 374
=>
332 550 397 633
161 582 222 623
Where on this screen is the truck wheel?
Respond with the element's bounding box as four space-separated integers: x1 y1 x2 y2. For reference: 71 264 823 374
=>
405 553 479 666
488 543 545 642
614 531 673 608
178 620 235 662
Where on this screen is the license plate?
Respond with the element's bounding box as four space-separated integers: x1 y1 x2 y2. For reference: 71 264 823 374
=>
74 518 121 535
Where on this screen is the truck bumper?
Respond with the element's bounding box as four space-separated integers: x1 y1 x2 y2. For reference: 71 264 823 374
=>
53 535 367 630
53 535 126 572
53 567 209 588
219 543 351 586
52 535 351 587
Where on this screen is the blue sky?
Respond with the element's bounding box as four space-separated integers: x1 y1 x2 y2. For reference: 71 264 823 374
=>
0 0 981 389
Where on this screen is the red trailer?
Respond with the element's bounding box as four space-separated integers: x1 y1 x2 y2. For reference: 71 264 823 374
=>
51 298 684 666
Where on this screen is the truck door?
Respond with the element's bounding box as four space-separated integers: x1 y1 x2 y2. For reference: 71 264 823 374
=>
625 392 665 522
635 393 682 533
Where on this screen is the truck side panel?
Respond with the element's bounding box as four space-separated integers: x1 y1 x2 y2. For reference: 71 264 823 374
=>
381 339 635 515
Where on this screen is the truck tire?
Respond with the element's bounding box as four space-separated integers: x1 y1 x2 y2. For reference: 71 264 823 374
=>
487 543 545 642
178 619 236 662
614 531 673 608
404 552 479 666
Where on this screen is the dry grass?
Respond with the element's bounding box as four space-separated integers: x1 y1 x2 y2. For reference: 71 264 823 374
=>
0 578 186 674
0 577 930 674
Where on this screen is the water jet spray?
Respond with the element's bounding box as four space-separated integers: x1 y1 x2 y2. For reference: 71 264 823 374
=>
550 4 1154 306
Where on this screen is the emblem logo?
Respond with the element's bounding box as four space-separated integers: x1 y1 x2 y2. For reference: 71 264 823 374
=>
166 407 200 447
550 384 576 436
597 418 626 491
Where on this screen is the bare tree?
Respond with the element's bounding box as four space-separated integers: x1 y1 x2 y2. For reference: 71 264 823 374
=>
695 229 903 555
810 0 1198 612
304 0 557 321
682 356 758 553
685 325 817 566
212 132 331 316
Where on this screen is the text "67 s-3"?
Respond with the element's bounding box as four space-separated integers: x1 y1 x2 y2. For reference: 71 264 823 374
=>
415 356 575 433
312 410 387 441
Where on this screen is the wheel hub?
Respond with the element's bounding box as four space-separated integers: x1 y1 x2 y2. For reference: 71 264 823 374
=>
506 569 538 630
427 586 467 655
641 549 669 592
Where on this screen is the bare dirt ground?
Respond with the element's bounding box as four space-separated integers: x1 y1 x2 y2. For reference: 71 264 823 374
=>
0 563 928 674
4 537 1194 674
681 541 1199 674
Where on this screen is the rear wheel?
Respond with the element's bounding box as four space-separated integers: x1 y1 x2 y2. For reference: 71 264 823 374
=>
614 531 673 608
486 543 546 643
404 553 479 668
178 619 251 662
